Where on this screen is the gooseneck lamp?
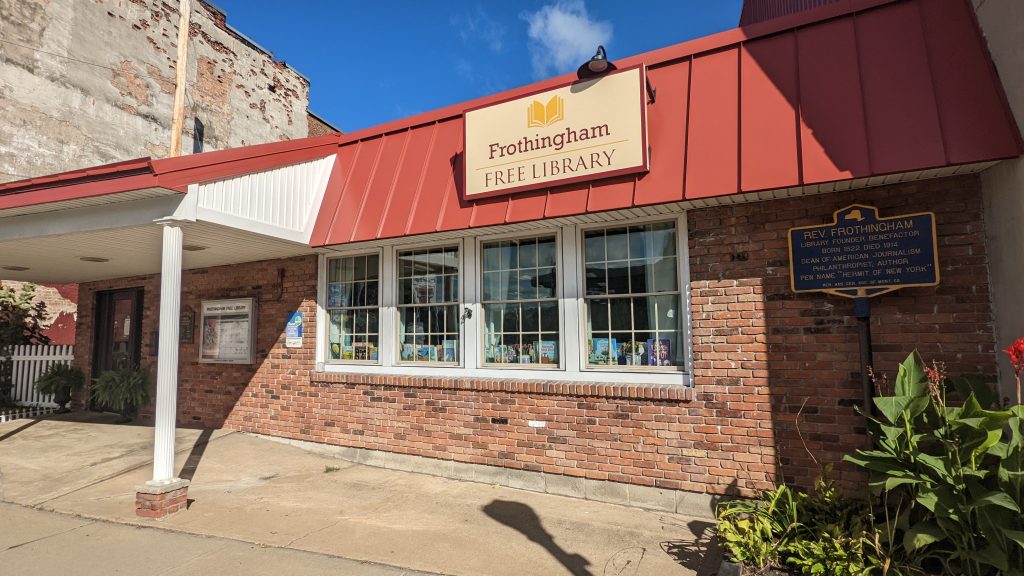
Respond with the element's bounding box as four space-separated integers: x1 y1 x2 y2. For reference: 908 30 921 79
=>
576 45 617 79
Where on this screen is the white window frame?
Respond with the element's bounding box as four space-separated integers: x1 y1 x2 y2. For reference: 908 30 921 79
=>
316 211 693 386
321 249 384 365
576 215 690 374
393 240 465 368
476 228 564 371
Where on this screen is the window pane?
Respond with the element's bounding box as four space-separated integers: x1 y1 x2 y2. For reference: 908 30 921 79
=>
606 227 628 261
519 238 537 268
585 262 607 295
538 237 557 267
365 254 380 280
483 242 501 273
607 262 629 294
629 260 651 294
581 221 682 369
503 304 520 333
482 271 500 302
480 236 557 368
649 222 677 257
652 257 678 292
537 267 556 298
633 297 653 332
655 294 679 331
522 302 539 333
397 247 459 364
540 301 559 332
588 299 609 332
353 256 367 281
584 231 605 263
610 298 632 330
629 226 647 259
519 269 538 300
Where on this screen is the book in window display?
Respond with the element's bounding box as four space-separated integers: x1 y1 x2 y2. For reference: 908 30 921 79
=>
538 340 557 365
401 343 415 361
353 342 368 361
442 339 458 363
341 345 355 360
646 338 672 366
591 338 617 365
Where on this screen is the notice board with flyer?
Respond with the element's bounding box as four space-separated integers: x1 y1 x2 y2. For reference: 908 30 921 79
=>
199 298 256 364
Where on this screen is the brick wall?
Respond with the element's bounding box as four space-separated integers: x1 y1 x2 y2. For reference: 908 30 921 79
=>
74 174 996 497
75 255 318 426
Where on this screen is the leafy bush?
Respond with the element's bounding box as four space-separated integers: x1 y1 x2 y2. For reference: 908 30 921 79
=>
717 476 884 575
844 351 1024 576
34 363 84 396
91 368 150 421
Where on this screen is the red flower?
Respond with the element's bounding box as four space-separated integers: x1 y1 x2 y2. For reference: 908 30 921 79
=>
1005 337 1024 376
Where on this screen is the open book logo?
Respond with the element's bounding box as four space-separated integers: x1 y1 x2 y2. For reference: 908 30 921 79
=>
526 95 564 128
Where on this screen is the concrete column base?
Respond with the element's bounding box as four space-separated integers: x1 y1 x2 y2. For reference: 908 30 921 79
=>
135 479 189 519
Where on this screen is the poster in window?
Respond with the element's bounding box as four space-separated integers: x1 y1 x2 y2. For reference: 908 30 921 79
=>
199 298 255 364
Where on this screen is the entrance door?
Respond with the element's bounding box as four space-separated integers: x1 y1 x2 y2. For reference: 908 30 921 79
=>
91 288 144 408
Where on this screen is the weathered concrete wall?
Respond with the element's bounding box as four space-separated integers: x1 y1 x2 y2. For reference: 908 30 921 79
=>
0 0 312 182
974 0 1024 395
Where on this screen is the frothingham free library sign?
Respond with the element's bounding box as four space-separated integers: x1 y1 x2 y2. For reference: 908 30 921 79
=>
0 0 1018 519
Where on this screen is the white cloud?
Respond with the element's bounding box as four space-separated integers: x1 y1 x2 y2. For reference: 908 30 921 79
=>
521 0 612 79
450 6 507 53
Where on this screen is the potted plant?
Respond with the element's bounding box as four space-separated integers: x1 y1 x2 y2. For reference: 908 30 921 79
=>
91 367 150 423
34 363 85 413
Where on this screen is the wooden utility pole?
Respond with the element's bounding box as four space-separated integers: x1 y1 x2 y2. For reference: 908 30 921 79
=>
169 0 192 157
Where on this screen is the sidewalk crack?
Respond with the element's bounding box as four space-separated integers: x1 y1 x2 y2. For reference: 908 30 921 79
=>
1 519 96 552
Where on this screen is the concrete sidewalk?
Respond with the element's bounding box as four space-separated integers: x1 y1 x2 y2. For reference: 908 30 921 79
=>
0 415 720 575
0 503 436 575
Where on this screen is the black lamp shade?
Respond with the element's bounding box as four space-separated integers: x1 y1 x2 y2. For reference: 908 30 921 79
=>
577 46 617 80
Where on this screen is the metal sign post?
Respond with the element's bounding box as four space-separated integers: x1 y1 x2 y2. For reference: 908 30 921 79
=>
788 205 940 418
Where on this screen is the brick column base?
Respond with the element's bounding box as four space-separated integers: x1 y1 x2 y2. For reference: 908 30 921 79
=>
135 479 190 519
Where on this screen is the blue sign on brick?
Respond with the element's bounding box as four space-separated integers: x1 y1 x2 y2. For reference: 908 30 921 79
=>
788 205 939 298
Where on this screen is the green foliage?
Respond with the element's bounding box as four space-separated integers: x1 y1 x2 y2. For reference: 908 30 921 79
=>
717 484 801 570
34 363 85 396
717 477 893 575
0 283 50 405
844 351 1024 576
91 368 150 420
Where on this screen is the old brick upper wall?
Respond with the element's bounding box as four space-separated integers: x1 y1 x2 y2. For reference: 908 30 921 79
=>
0 0 311 183
74 175 995 497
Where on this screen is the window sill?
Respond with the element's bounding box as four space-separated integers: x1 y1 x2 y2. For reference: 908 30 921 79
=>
311 369 693 401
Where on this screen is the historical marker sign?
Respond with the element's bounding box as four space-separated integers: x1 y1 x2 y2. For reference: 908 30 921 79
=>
788 205 939 298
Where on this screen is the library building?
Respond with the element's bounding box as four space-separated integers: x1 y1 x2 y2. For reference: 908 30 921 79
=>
1 0 1022 517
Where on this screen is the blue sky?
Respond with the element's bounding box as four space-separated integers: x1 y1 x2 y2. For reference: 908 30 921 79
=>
211 1 743 133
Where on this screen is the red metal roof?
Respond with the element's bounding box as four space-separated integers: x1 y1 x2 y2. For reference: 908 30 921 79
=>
0 135 341 213
740 0 842 26
311 0 1021 247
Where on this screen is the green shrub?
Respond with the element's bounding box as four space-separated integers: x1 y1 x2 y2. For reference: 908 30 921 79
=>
34 363 84 396
91 368 150 421
844 351 1024 576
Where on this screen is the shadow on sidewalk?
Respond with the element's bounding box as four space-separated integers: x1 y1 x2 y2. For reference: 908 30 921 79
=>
0 418 42 442
483 499 593 576
179 428 215 481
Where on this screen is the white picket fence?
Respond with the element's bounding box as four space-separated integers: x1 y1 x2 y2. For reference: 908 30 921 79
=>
3 344 74 408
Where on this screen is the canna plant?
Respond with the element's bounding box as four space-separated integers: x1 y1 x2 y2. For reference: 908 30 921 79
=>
844 350 1024 576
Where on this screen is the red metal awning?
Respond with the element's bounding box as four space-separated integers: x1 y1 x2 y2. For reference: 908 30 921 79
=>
310 0 1020 247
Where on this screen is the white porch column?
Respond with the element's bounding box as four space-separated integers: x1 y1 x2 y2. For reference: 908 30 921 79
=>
150 221 183 484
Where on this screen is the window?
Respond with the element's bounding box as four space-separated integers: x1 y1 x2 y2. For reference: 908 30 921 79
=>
397 246 460 364
481 235 559 367
327 254 380 362
583 221 683 368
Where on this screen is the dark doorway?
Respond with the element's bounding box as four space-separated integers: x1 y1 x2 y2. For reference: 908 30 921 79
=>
91 288 144 410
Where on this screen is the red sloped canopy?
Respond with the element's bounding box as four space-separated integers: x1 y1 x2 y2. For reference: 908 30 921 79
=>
311 0 1020 247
